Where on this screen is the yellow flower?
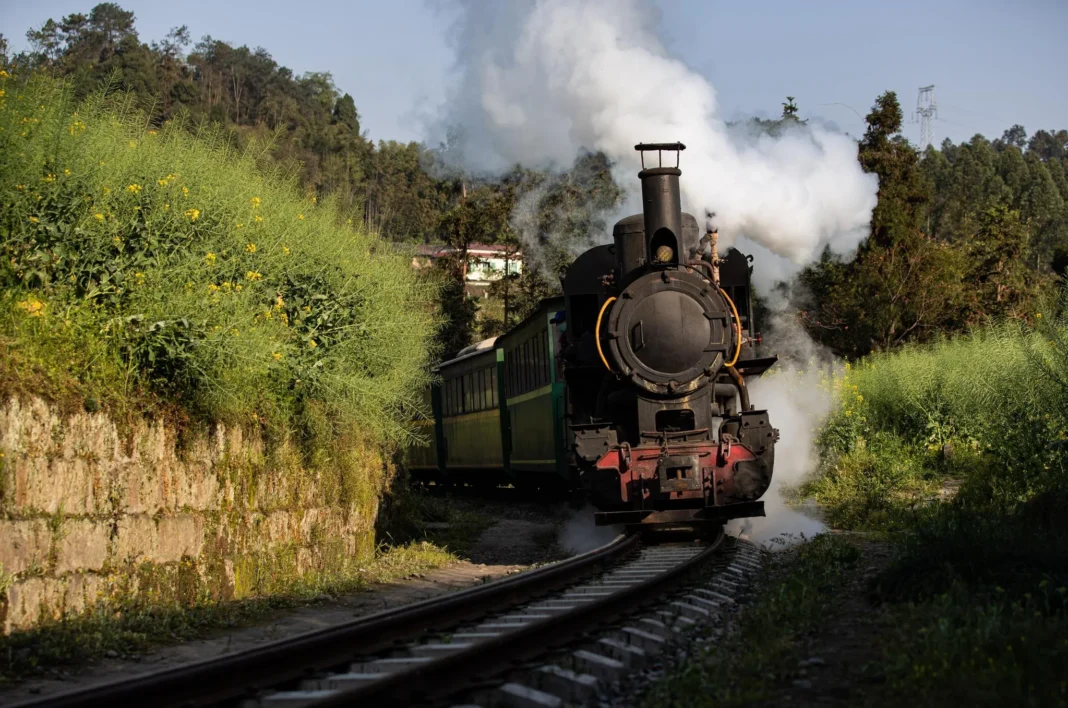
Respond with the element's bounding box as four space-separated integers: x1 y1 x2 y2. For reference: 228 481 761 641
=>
1036 313 1043 319
43 173 55 183
158 178 168 187
147 130 158 136
63 168 71 176
275 296 285 310
234 284 243 292
164 203 170 211
253 215 263 223
272 352 283 361
297 213 304 221
856 394 864 403
0 70 9 78
236 222 244 229
128 140 137 148
245 270 262 281
308 339 318 349
28 216 38 223
103 186 111 194
250 196 261 208
126 183 142 194
204 252 216 265
208 283 220 292
845 410 853 417
15 184 23 191
15 297 45 317
185 208 200 222
93 213 104 221
280 312 289 326
134 271 145 284
182 186 189 197
245 243 257 253
282 245 290 256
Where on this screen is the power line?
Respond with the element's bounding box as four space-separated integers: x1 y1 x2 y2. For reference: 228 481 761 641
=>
912 85 938 149
817 102 866 123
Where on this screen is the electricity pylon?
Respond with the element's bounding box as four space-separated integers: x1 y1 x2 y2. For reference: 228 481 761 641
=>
914 85 938 149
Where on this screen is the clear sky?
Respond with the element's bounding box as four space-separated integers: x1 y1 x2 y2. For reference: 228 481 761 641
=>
2 0 1065 148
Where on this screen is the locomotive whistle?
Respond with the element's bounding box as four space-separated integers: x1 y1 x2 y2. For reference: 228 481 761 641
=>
708 228 721 286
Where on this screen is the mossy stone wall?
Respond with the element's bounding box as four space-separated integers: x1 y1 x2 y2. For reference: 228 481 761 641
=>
0 397 385 633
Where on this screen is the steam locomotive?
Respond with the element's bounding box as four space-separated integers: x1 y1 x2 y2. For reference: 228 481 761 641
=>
409 142 778 532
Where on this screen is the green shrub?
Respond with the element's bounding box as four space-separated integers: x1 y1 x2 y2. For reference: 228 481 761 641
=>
0 73 436 443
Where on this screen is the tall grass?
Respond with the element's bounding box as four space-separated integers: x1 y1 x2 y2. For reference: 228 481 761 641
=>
0 72 437 443
808 287 1068 525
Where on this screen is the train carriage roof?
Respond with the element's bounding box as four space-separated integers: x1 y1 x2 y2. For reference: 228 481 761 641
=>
495 296 566 347
434 295 566 375
435 338 498 375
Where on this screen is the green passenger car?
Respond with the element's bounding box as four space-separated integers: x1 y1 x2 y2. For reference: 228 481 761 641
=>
407 297 572 491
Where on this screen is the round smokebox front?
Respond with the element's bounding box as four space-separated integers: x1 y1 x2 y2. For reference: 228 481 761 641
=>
606 269 732 394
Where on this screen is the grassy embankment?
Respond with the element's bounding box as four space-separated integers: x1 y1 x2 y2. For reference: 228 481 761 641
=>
647 294 1068 706
0 71 489 675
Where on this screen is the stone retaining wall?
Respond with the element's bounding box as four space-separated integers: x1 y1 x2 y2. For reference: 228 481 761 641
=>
0 397 384 633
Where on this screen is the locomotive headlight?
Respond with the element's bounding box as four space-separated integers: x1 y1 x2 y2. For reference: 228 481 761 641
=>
655 245 674 263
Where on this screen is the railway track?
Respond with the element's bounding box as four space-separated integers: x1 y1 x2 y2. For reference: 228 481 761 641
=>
18 533 763 708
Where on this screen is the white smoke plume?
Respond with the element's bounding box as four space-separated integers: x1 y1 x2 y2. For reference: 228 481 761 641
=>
726 363 833 548
434 0 878 265
558 504 623 554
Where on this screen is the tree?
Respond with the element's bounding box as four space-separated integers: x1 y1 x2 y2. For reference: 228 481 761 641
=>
26 19 63 63
1029 130 1068 161
87 3 136 47
782 96 799 121
963 204 1045 321
798 91 971 355
999 124 1028 150
152 25 189 60
433 275 478 360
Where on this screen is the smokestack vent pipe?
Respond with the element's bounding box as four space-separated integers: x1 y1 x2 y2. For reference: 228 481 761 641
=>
636 143 686 266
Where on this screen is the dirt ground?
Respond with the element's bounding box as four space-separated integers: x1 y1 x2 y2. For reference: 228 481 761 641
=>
767 535 898 707
1 497 571 704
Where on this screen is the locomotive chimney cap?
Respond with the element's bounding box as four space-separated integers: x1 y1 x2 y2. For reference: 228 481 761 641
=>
635 142 686 170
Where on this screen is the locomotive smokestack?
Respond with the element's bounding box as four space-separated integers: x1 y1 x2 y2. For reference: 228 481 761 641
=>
635 142 685 266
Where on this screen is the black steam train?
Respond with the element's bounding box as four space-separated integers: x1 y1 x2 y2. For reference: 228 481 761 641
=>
410 142 778 532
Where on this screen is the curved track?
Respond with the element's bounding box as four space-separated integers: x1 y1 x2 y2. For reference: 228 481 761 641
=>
17 531 761 708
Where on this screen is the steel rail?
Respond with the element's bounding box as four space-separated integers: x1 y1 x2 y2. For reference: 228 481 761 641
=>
312 531 725 707
15 534 639 708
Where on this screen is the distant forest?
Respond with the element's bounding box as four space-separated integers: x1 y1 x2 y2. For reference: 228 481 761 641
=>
3 3 1067 358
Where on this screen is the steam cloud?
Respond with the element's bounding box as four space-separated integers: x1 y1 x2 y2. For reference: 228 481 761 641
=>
435 0 878 265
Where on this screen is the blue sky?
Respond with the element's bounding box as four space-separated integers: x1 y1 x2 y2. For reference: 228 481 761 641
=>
2 0 1065 147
